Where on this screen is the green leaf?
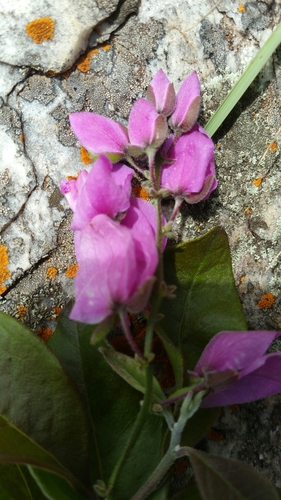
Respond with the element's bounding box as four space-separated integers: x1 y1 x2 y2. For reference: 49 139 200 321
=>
49 306 166 500
29 467 89 500
187 448 279 500
205 22 281 136
0 313 91 489
161 227 247 375
99 347 166 402
154 325 184 391
0 464 35 500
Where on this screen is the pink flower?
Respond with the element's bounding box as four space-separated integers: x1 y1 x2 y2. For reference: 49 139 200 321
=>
61 156 134 230
160 124 217 203
70 214 158 324
169 71 201 133
128 98 168 152
191 330 281 407
69 112 129 162
147 69 176 116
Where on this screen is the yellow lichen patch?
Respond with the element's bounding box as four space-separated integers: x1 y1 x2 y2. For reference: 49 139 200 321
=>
46 267 58 279
253 177 262 187
132 184 150 201
65 264 79 278
26 17 55 44
80 147 93 165
16 305 28 321
216 143 221 149
267 141 278 152
258 292 275 309
101 42 111 51
240 275 245 282
0 245 11 292
238 4 246 13
37 327 53 341
76 48 98 72
245 207 251 215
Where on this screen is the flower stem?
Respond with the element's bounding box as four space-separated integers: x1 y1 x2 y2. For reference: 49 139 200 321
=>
169 196 183 223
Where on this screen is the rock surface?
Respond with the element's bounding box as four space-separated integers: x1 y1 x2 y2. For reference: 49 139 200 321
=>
0 0 281 492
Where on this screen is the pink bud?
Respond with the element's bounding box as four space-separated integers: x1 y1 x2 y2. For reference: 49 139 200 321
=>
147 69 176 116
169 71 201 133
128 98 168 152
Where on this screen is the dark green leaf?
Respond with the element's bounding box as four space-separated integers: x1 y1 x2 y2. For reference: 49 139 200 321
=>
99 347 166 402
161 227 247 374
155 325 184 391
49 306 166 499
29 467 89 500
0 313 90 488
187 448 279 500
0 463 35 500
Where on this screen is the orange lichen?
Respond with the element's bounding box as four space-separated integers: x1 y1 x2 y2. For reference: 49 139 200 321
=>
37 327 53 341
67 174 79 181
245 207 251 215
0 245 11 292
65 264 79 278
208 428 224 441
76 48 99 72
253 113 258 119
80 147 93 165
26 17 55 44
267 141 278 152
20 133 25 143
238 4 246 13
46 267 58 279
216 143 221 149
258 292 275 309
253 177 262 187
50 306 62 320
240 275 245 282
16 305 28 321
132 184 150 201
101 42 111 51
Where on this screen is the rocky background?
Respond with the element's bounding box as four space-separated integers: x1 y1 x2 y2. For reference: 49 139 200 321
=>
0 0 281 492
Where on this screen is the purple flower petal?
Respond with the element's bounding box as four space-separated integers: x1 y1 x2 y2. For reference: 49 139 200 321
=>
170 71 201 132
70 215 139 324
147 69 176 116
128 98 168 150
195 330 278 374
202 353 281 407
70 156 133 230
69 112 129 161
160 124 216 201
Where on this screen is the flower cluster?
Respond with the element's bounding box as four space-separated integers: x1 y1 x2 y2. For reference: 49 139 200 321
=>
61 69 217 327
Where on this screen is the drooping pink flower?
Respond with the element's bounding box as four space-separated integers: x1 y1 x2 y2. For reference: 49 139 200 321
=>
70 214 158 324
147 69 176 116
61 156 134 231
169 71 201 133
69 112 129 162
128 98 168 153
122 197 167 252
191 330 281 407
160 124 217 203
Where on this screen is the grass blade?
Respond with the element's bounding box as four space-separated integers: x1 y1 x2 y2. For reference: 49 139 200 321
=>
205 22 281 137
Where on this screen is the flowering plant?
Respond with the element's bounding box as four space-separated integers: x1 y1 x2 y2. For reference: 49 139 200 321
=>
0 69 280 500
